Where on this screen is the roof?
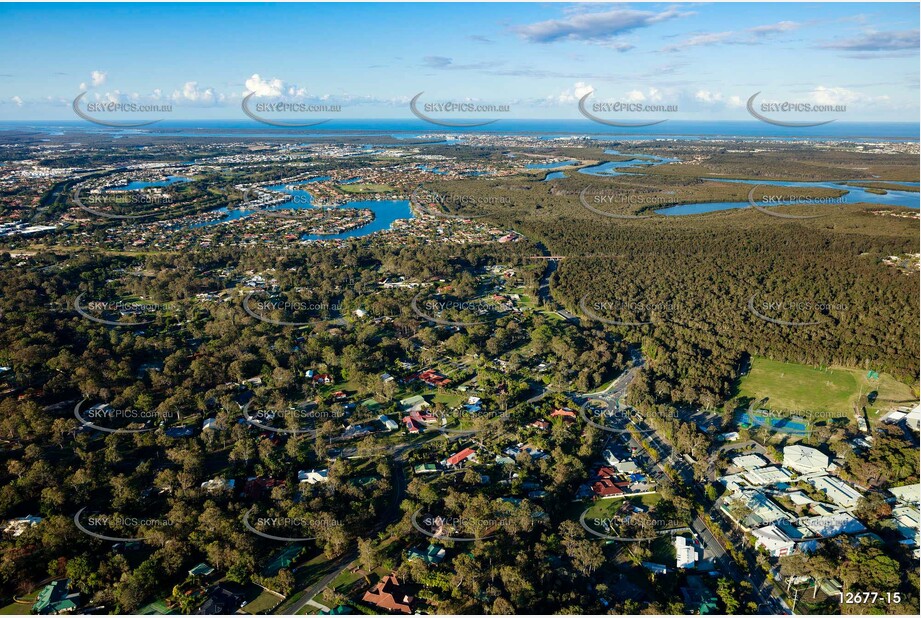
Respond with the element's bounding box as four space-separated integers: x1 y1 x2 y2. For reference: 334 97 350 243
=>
783 445 829 473
406 544 446 564
33 580 78 615
889 483 921 505
446 447 476 466
732 454 769 470
808 476 863 508
362 574 413 614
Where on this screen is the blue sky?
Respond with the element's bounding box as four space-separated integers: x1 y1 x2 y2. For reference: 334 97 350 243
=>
0 2 918 121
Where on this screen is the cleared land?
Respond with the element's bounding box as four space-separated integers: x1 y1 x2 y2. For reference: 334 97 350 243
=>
337 183 393 194
735 357 917 415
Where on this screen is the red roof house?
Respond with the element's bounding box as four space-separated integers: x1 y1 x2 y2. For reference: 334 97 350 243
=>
362 573 414 614
445 447 476 467
592 478 624 498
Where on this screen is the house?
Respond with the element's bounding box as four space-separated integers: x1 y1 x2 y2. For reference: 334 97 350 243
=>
592 478 625 498
550 408 576 420
889 483 920 505
403 416 420 433
803 514 865 538
196 584 244 615
32 580 79 615
312 373 333 385
200 478 234 493
202 417 220 431
808 475 863 509
378 414 399 431
732 454 769 470
416 369 451 388
362 574 414 614
529 420 550 431
399 395 429 413
380 373 395 383
298 469 329 485
444 447 476 467
674 536 698 568
681 575 719 614
602 449 619 465
743 465 793 487
614 460 639 474
413 463 439 474
3 514 42 537
905 403 921 432
732 490 791 529
783 445 829 474
406 544 446 564
752 524 796 557
887 505 920 547
641 562 668 575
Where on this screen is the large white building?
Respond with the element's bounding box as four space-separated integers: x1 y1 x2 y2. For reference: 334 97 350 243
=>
809 475 863 509
752 525 796 557
674 536 697 569
783 445 829 474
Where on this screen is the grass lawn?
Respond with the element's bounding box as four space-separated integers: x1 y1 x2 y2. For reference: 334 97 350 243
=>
735 357 916 416
240 585 283 614
338 183 393 194
582 494 662 522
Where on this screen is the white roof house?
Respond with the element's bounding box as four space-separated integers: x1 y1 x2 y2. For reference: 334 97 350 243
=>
378 414 399 431
808 476 863 509
752 524 796 557
743 466 794 487
802 514 865 538
783 445 830 474
890 505 920 546
889 483 921 505
3 515 42 537
906 403 921 432
674 536 697 569
733 454 769 470
298 469 329 484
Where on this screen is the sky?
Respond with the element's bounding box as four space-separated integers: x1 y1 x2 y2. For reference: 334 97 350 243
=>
0 2 918 122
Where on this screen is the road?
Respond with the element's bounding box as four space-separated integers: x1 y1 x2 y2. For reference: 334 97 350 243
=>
279 446 409 615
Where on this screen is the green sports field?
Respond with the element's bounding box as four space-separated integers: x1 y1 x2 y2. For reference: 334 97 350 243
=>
735 357 917 416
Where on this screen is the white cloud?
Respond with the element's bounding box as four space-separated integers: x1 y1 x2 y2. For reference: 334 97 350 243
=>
171 82 225 106
694 90 724 103
244 74 307 98
808 85 888 106
91 70 107 87
11 96 23 107
553 81 595 104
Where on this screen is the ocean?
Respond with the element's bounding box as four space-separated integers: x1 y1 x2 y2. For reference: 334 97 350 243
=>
1 120 918 141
